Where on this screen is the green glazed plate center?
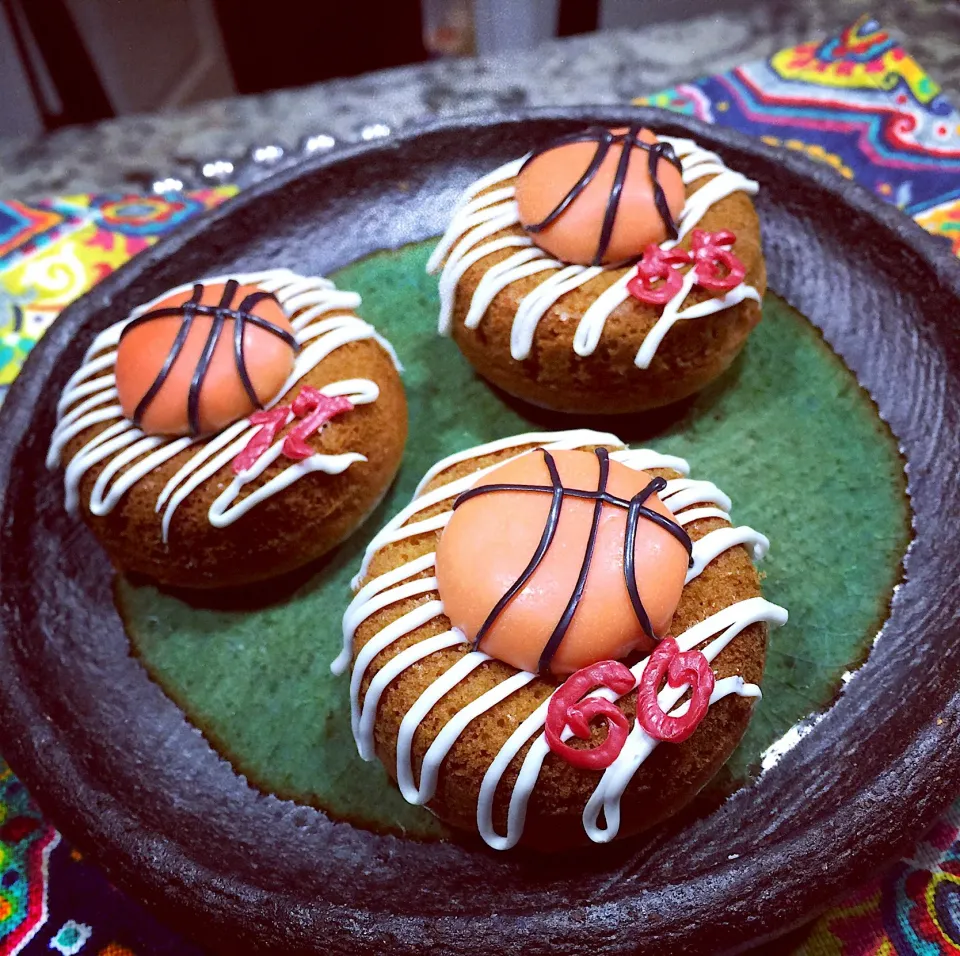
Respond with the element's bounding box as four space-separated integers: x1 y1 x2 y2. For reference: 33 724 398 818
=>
116 240 910 840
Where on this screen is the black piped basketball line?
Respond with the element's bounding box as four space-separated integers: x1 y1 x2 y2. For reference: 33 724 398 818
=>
520 124 683 266
452 447 693 674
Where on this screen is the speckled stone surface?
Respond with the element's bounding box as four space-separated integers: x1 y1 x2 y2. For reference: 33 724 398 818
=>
0 0 957 201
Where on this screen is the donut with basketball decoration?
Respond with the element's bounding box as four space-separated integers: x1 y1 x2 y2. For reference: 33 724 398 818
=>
428 124 766 414
114 279 299 437
335 429 787 850
47 269 407 589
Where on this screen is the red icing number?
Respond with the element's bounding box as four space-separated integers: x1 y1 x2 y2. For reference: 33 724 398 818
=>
545 661 635 770
636 637 716 743
689 229 745 292
625 245 691 305
627 229 745 304
232 406 291 474
231 386 354 474
283 386 355 461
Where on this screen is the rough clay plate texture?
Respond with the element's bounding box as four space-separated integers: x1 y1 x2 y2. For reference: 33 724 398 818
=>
1 108 960 955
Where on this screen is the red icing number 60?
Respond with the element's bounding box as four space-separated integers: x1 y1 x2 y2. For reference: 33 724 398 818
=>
636 637 715 743
545 661 636 770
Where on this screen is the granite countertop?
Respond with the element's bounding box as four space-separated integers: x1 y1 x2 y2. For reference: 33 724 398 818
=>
0 0 957 201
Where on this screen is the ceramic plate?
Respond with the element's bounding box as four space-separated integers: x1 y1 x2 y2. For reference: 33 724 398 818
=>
1 108 959 955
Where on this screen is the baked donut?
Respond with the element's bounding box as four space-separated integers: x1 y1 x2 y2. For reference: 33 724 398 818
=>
428 125 766 414
47 269 407 589
334 429 787 850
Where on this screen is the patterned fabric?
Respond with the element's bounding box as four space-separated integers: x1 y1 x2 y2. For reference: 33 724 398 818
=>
0 188 235 408
638 16 960 225
1 15 959 955
798 812 960 954
0 767 204 956
0 766 58 955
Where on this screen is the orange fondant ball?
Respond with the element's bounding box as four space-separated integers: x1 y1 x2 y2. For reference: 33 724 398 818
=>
515 127 686 266
116 281 297 437
436 449 689 676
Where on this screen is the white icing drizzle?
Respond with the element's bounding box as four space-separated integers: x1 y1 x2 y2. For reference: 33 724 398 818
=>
578 597 782 845
630 270 762 371
48 269 401 540
660 476 731 513
410 428 632 497
333 552 438 675
685 525 769 584
349 599 446 756
336 429 788 848
429 137 761 369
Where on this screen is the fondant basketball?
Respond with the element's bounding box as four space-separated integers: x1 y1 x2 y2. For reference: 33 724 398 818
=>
115 279 298 437
515 125 686 266
435 448 691 675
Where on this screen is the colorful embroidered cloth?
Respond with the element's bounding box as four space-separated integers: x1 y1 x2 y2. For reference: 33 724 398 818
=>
2 16 960 956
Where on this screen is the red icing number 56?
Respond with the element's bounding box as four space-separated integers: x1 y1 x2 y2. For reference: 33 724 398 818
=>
627 229 746 305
